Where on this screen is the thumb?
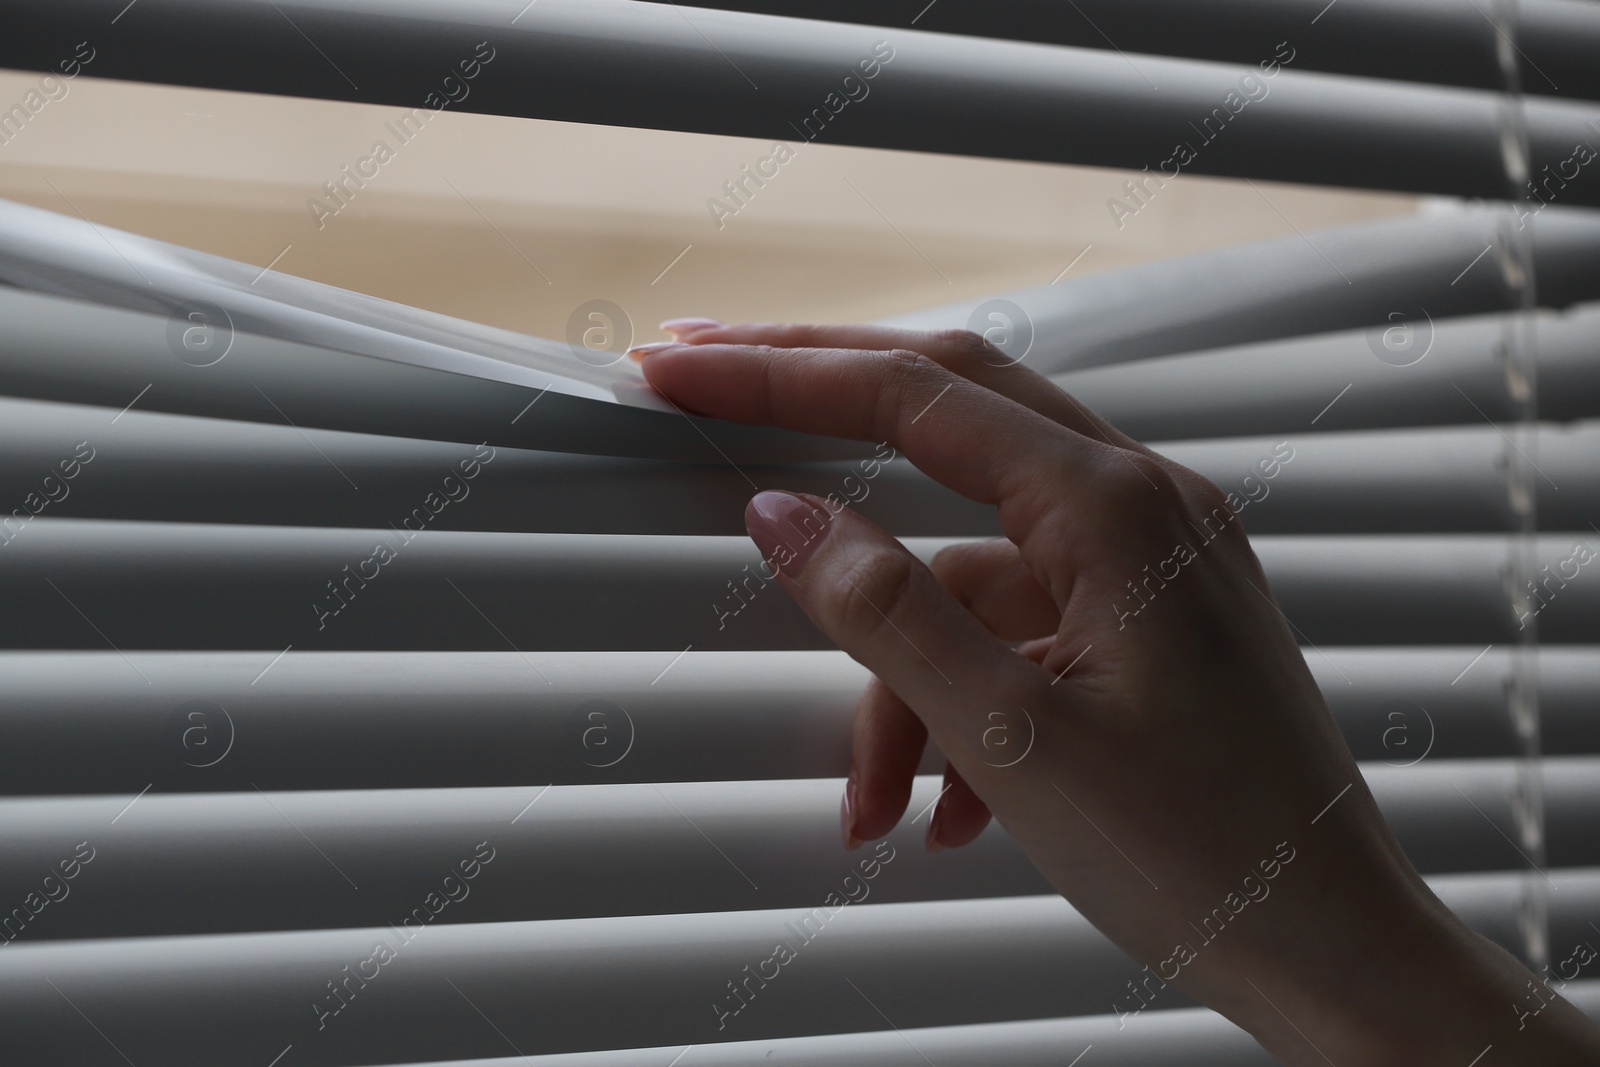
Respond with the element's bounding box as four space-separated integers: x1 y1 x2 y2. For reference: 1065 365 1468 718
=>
744 491 1048 776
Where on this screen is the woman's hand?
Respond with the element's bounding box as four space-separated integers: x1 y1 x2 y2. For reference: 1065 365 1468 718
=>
632 320 1600 1066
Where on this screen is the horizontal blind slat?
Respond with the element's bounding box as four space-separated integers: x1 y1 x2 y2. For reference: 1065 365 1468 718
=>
0 896 1142 1064
1154 422 1599 534
0 648 1597 795
4 522 1596 649
1053 305 1600 441
5 395 1598 535
361 980 1600 1066
0 395 987 536
350 1006 1277 1066
0 284 854 465
1 875 1594 1065
3 764 1595 938
632 0 1600 102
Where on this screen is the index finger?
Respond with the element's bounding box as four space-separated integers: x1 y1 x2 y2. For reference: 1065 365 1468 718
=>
647 321 1152 457
639 343 1170 550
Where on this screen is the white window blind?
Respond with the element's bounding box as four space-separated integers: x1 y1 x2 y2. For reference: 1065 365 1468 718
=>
1 1 1598 1064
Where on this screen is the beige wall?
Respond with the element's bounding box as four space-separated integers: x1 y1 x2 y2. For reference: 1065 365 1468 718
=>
0 70 1417 344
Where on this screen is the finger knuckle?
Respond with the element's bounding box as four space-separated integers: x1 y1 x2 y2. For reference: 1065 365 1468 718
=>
1098 452 1182 522
882 347 935 377
933 327 992 362
875 349 943 427
1187 477 1249 546
929 542 974 582
1185 472 1233 517
1081 454 1216 561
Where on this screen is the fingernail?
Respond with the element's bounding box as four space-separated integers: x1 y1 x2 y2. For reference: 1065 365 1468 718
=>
659 317 723 336
841 768 861 851
626 341 687 362
926 798 945 854
744 491 832 577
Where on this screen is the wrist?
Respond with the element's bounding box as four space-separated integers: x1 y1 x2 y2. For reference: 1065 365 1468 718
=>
1224 885 1600 1065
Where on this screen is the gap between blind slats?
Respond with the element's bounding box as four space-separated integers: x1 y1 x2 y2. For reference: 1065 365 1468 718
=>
2 1 1599 201
4 210 1598 463
4 211 1599 445
882 207 1600 375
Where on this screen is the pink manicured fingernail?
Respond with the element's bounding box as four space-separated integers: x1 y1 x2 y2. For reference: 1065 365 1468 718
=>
659 317 723 335
627 341 687 357
841 769 861 851
744 491 832 577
